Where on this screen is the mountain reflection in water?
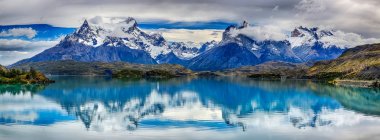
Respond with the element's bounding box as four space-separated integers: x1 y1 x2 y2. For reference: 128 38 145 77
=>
0 76 380 137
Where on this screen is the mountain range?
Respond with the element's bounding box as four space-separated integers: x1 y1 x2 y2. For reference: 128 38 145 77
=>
12 17 353 71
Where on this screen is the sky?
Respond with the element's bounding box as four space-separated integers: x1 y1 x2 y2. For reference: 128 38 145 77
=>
0 0 380 65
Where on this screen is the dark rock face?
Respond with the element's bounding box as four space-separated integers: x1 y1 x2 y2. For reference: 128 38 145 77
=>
198 40 218 53
188 43 260 71
13 39 157 66
257 40 302 63
292 42 346 62
91 46 157 64
290 26 346 62
187 21 304 71
12 18 161 66
291 29 302 37
156 52 188 66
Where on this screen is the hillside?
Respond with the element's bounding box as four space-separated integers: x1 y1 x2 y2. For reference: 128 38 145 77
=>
11 60 193 77
0 65 53 84
308 43 380 80
188 43 260 71
0 65 7 72
219 61 310 78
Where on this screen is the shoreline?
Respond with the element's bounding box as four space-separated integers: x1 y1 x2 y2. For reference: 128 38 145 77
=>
332 79 378 88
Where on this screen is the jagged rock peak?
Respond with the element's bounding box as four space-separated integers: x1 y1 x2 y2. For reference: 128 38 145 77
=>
291 28 302 37
125 17 136 23
123 17 138 28
291 26 334 39
76 19 92 34
83 19 89 26
240 20 249 29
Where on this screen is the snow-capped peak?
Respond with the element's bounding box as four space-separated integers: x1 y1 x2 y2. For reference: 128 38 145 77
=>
67 19 101 46
62 16 172 58
287 26 351 49
125 17 137 27
167 41 201 59
76 20 91 34
290 26 333 39
222 20 287 43
63 16 225 61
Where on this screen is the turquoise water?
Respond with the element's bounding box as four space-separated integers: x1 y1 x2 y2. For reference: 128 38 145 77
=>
1 76 380 140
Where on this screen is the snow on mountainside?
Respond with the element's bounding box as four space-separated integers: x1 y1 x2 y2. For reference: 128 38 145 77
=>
287 26 348 61
288 26 380 49
288 26 334 48
168 42 200 59
12 17 218 66
11 17 378 71
198 40 218 53
12 17 169 65
186 20 378 71
69 17 170 58
187 21 303 71
167 41 218 60
70 17 219 60
220 21 301 63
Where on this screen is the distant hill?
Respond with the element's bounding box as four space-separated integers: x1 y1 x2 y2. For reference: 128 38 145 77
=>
11 60 193 76
219 61 310 78
308 43 380 80
188 43 260 71
0 65 53 84
0 65 7 72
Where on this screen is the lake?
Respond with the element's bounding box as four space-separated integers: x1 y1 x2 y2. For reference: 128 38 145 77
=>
1 76 380 140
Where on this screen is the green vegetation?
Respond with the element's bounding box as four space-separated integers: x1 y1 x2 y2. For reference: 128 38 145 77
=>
113 69 177 79
306 43 380 87
11 60 194 76
308 43 380 80
248 73 282 79
113 69 144 79
313 72 347 81
371 81 380 88
220 61 310 79
0 66 53 84
144 69 176 78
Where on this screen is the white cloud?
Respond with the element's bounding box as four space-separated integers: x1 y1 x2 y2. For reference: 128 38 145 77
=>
295 0 326 14
292 0 380 38
0 39 58 51
0 28 37 39
149 29 223 43
272 5 279 11
0 39 59 65
0 0 379 38
321 30 380 48
229 25 287 41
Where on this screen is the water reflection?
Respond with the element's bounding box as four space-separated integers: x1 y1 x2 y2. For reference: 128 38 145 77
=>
0 76 380 133
0 84 75 125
